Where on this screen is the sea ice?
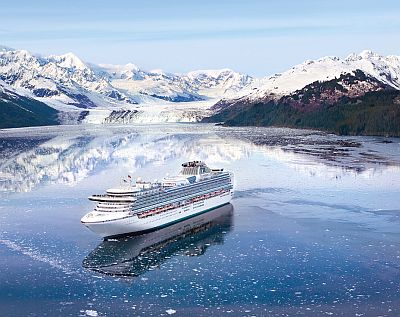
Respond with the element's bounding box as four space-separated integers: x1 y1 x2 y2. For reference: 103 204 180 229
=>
85 310 98 316
166 309 176 315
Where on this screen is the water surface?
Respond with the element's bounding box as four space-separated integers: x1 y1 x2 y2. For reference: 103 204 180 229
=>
0 124 399 316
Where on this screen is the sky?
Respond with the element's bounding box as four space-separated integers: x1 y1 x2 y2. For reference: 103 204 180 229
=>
1 0 400 77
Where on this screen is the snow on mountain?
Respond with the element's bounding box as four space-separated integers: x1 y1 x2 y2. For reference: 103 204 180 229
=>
48 52 87 70
0 46 253 124
185 68 253 98
96 63 143 80
0 79 61 128
0 48 135 112
103 67 203 103
345 50 400 88
237 50 400 102
1 46 399 126
96 64 253 102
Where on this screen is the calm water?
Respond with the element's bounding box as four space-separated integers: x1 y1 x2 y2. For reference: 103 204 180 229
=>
0 124 399 316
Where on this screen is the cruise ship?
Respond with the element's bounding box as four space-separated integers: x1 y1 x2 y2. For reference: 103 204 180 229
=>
81 161 234 238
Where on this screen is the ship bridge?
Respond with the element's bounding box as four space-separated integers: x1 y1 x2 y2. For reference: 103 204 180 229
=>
180 161 223 176
180 161 211 176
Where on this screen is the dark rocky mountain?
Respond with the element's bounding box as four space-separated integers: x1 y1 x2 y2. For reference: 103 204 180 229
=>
0 84 59 129
203 70 400 136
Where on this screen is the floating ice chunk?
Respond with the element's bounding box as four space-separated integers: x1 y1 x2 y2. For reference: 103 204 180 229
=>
166 309 176 315
85 310 98 317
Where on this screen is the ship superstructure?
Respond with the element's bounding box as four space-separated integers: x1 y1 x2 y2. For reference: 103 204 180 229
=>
81 161 234 238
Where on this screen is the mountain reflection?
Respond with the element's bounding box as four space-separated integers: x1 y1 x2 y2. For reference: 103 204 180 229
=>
82 203 234 277
0 129 139 192
1 125 399 193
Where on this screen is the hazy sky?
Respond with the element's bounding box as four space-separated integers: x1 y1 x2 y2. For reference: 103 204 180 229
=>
2 0 400 76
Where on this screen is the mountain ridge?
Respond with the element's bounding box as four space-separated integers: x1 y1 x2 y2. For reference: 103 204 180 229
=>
1 46 399 131
218 49 400 106
0 47 253 112
203 70 400 136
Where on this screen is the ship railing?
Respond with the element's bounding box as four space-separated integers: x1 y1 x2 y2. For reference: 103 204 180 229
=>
129 187 164 198
96 204 133 209
136 187 231 219
133 185 232 215
157 177 230 197
133 182 231 209
89 195 136 202
94 207 131 213
160 174 230 194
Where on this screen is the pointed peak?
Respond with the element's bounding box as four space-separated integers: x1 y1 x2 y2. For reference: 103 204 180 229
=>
345 52 362 62
97 62 140 73
186 68 238 79
317 55 341 63
48 52 87 70
124 62 140 71
345 50 383 62
61 52 80 59
9 49 35 60
149 69 166 75
359 50 381 60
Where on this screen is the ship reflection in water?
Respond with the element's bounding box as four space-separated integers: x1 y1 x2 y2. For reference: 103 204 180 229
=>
82 203 234 277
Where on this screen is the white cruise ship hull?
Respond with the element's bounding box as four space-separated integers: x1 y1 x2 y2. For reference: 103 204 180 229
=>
83 189 233 238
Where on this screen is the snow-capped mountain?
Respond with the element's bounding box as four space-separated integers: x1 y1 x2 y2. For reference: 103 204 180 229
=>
0 46 253 119
0 49 137 111
273 69 394 110
1 46 399 128
96 64 253 102
228 50 400 104
204 68 400 136
185 69 253 99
